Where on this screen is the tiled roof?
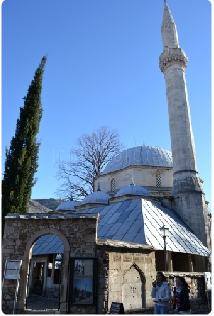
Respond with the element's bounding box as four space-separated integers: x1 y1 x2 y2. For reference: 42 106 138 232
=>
102 145 173 174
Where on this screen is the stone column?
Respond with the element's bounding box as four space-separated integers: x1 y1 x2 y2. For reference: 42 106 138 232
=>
168 252 173 272
188 254 194 272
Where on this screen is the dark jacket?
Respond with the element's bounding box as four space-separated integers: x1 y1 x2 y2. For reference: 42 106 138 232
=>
175 287 190 312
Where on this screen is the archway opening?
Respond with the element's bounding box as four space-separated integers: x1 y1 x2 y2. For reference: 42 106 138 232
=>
25 234 64 312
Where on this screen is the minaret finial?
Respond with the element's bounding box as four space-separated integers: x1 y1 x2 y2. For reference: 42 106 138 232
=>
161 1 179 48
130 171 135 186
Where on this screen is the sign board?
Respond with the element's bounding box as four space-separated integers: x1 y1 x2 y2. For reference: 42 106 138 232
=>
72 258 94 305
4 260 22 280
110 302 124 314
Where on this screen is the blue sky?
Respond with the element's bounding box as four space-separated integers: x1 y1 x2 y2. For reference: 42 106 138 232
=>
2 0 211 203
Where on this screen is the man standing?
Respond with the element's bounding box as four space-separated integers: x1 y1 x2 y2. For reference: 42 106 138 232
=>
151 272 171 314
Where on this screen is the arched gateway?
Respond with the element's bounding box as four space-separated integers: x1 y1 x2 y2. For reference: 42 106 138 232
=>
23 229 69 311
2 213 97 314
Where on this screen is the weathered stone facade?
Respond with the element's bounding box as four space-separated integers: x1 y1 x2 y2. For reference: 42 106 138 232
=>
2 215 157 314
95 166 173 196
2 212 210 314
2 214 97 314
104 249 156 312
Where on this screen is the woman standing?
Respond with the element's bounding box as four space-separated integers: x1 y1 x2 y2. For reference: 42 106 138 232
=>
151 272 171 314
173 277 190 314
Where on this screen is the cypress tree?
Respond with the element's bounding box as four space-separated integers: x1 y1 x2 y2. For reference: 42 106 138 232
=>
2 56 46 219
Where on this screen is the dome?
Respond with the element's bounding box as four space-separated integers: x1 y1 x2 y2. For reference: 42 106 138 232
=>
56 200 78 211
102 145 172 174
79 191 110 206
115 184 149 198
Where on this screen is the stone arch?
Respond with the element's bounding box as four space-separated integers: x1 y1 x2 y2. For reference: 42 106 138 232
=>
2 215 97 313
24 228 70 258
122 263 146 311
19 228 70 313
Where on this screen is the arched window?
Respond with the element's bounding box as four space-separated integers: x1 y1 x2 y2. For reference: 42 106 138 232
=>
156 171 161 188
111 178 116 192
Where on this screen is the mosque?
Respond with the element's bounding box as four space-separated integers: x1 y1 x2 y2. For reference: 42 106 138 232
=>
2 2 211 314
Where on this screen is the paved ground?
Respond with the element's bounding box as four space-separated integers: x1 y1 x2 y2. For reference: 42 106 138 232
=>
126 303 211 314
25 294 60 313
127 309 210 315
24 296 211 314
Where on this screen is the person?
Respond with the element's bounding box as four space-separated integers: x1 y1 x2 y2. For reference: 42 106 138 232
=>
151 272 171 314
173 277 190 314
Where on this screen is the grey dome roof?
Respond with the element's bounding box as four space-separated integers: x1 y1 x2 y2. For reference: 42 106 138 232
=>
56 200 78 211
102 145 173 174
115 184 149 198
79 191 110 206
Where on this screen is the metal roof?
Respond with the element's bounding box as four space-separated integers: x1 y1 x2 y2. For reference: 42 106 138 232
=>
102 145 173 174
78 191 110 206
31 197 210 257
56 200 79 211
32 235 64 255
76 199 209 256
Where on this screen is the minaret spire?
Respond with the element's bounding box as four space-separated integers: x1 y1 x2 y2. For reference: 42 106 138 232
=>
159 3 207 245
161 1 179 48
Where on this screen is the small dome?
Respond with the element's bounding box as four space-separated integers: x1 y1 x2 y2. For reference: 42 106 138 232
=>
102 145 172 174
56 200 78 211
115 184 149 198
79 191 110 206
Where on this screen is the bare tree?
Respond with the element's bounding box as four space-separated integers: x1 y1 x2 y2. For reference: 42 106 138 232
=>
57 127 121 200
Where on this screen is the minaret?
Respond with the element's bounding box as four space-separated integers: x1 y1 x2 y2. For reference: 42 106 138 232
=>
159 2 207 244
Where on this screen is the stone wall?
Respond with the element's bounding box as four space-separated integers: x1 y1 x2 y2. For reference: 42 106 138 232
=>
106 249 156 312
95 166 173 194
2 214 97 314
96 249 109 314
165 272 207 302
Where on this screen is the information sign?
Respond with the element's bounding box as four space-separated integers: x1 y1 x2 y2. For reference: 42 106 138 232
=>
110 302 124 314
4 259 22 280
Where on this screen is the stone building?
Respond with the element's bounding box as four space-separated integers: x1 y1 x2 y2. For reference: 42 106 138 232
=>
2 2 211 314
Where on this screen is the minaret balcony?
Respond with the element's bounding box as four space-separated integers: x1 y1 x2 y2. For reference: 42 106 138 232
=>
173 174 203 195
159 47 188 72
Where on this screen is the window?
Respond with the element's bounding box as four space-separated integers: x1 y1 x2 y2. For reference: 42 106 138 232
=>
156 171 161 188
111 178 116 192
